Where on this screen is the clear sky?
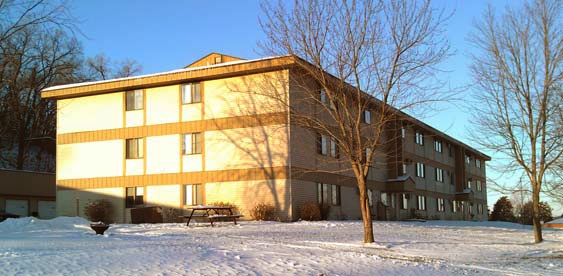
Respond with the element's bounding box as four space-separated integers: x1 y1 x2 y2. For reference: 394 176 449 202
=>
70 0 559 214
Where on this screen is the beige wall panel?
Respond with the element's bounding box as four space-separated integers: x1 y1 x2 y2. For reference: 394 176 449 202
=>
125 159 144 176
340 186 361 220
204 71 289 119
146 185 181 208
125 110 143 127
57 188 124 223
146 135 180 174
205 125 288 171
57 93 123 134
146 85 180 125
205 179 290 219
182 155 202 172
182 104 202 121
57 140 123 180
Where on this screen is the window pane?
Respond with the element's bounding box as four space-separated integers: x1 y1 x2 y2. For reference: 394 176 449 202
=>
184 185 193 205
321 135 327 155
194 184 203 205
331 184 340 205
182 84 191 104
192 83 201 103
138 138 144 158
322 184 329 205
126 91 135 111
317 183 322 204
193 133 202 154
134 90 143 109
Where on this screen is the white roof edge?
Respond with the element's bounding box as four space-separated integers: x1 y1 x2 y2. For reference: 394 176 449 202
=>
42 55 289 92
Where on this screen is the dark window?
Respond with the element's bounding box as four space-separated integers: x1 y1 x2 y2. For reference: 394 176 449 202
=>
331 184 341 206
125 187 144 208
417 195 426 210
126 90 143 111
126 138 144 159
182 133 202 155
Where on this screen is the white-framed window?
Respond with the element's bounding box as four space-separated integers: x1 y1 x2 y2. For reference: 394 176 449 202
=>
126 89 143 111
452 200 458 213
415 131 424 145
435 168 444 182
416 162 425 178
126 138 144 159
417 195 426 210
467 180 472 189
476 180 482 191
125 186 144 208
363 110 371 124
184 184 203 206
437 198 445 212
319 89 328 104
401 194 409 209
317 134 328 155
477 204 483 214
380 192 388 206
465 155 471 164
182 82 201 104
476 159 481 168
401 127 406 139
182 133 202 155
330 137 338 158
317 183 340 206
434 139 442 152
402 164 407 175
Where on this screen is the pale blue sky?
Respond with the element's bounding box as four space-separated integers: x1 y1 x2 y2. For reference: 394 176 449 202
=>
71 0 555 213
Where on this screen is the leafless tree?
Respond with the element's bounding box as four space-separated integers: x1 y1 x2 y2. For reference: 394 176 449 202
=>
469 0 563 243
260 0 452 243
84 53 142 81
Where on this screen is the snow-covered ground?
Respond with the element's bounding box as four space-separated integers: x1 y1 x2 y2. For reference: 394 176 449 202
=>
0 217 561 275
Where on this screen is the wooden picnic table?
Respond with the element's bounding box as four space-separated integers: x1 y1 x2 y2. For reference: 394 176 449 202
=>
182 205 242 227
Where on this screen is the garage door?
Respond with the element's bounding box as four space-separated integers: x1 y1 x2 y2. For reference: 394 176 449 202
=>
38 201 56 219
5 200 28 217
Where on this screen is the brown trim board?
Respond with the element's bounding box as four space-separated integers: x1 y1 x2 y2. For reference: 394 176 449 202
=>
57 112 288 145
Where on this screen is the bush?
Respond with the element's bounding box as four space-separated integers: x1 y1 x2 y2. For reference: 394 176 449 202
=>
84 199 114 224
208 201 240 215
299 202 322 221
250 203 277 221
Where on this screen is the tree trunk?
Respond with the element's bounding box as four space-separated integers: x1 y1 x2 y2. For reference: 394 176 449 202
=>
532 188 543 243
357 177 374 244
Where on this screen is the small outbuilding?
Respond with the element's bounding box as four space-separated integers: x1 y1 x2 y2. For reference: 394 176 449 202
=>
543 218 563 229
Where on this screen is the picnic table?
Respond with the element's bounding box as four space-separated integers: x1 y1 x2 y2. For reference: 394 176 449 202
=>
182 205 242 227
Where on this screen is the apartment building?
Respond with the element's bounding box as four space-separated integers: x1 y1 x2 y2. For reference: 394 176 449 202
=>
42 53 489 223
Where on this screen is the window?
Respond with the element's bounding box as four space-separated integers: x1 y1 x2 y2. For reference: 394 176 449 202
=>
319 89 328 104
434 140 442 152
401 127 406 139
125 187 144 208
402 164 407 175
435 168 444 182
368 190 373 207
182 82 201 104
450 172 454 185
329 137 339 158
331 184 341 206
401 194 409 209
437 198 445 212
476 159 481 168
126 138 144 159
452 200 458 213
417 195 426 210
363 110 371 124
364 147 372 163
448 144 453 157
416 162 425 178
182 133 202 155
476 180 482 191
469 203 474 214
317 134 328 155
126 90 143 111
467 180 472 189
184 184 203 206
465 155 471 164
317 183 340 206
477 204 483 215
415 131 424 145
380 192 388 206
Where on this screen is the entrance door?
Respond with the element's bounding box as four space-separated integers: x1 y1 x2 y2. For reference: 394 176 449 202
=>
5 199 28 217
38 201 56 219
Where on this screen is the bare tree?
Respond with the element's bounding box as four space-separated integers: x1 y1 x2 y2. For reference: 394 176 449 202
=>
260 0 451 243
84 53 142 81
469 0 563 243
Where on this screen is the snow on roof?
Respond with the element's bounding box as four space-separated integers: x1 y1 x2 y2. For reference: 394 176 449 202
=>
42 55 288 92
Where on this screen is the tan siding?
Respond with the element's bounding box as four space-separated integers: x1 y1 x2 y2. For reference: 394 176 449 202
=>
57 93 123 134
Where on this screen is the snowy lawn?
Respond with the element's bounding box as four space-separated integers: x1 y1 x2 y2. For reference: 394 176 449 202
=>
0 217 561 275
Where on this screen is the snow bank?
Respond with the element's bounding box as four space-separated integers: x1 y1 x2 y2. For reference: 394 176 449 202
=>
0 216 90 233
